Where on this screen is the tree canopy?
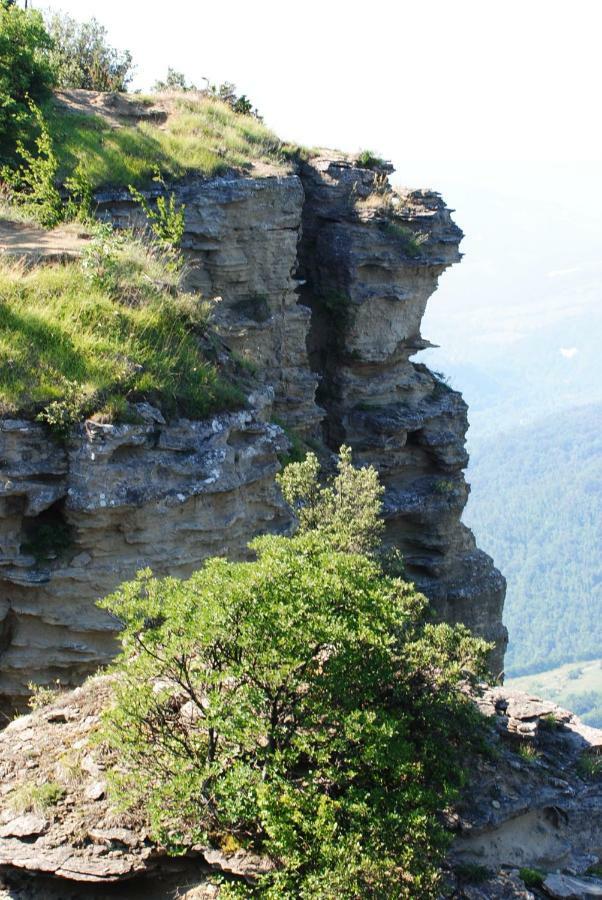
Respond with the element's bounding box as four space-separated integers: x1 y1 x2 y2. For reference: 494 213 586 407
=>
100 449 491 898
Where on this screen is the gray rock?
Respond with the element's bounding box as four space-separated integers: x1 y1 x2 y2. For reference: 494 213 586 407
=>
543 874 602 899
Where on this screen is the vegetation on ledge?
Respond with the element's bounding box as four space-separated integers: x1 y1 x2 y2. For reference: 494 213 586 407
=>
45 94 287 190
0 227 243 428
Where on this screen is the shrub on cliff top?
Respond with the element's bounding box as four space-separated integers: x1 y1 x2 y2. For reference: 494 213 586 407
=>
44 11 134 92
99 449 491 897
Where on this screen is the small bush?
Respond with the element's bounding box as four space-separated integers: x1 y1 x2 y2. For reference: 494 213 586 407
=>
539 712 561 731
357 149 386 170
519 867 545 888
434 480 456 495
100 531 491 898
9 781 64 815
517 742 540 763
277 445 384 556
129 171 186 250
3 100 62 227
382 220 427 257
455 863 491 884
22 518 73 561
577 752 602 780
152 67 196 93
27 680 62 711
36 379 91 439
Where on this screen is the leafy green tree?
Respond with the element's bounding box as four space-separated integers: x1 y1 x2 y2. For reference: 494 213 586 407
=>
0 1 53 158
44 12 134 92
100 449 491 897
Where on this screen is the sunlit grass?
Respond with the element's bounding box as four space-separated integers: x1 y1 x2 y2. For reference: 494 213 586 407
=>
0 236 243 420
46 95 286 189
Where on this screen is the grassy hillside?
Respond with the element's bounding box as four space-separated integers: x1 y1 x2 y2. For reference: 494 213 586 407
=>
507 658 602 728
464 404 602 677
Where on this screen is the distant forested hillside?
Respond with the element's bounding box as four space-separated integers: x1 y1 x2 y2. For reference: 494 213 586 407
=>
464 404 602 676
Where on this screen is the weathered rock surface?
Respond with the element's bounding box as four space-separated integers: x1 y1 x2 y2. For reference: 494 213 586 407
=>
0 400 289 711
0 684 599 897
96 174 322 434
450 688 602 898
298 155 507 670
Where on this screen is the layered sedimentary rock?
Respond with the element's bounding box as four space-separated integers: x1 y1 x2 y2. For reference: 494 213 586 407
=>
0 399 289 710
0 154 507 708
298 155 507 671
96 173 322 434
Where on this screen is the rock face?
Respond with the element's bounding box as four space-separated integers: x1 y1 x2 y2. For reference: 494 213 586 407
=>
0 155 507 708
450 688 602 898
298 155 507 671
0 401 289 711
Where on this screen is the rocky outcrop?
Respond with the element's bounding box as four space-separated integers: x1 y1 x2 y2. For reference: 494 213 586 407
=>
450 688 602 898
0 153 507 707
0 683 599 898
298 155 507 671
0 398 289 712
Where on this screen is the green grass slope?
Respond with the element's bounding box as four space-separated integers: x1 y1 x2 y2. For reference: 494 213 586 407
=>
0 233 243 425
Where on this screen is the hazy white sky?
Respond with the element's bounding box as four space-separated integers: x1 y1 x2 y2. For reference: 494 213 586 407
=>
40 0 602 164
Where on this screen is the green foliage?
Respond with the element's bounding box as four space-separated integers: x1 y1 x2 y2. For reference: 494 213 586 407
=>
277 445 384 555
519 867 545 888
3 100 62 227
577 752 602 781
64 162 94 222
0 2 53 158
434 479 455 495
271 418 307 466
9 780 64 814
152 67 196 92
27 680 61 711
454 863 491 884
0 232 242 421
129 171 186 250
22 517 73 561
207 81 261 119
44 12 134 91
517 742 539 763
100 531 491 898
465 405 602 677
36 378 90 439
539 713 561 731
357 149 386 170
382 220 424 257
4 102 94 227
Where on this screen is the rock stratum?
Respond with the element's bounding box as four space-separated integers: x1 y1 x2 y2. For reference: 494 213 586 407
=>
0 151 506 713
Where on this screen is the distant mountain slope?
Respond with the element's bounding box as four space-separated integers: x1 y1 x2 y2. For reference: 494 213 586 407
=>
464 403 602 676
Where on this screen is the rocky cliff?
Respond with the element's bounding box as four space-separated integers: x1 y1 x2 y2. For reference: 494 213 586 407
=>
0 152 506 711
